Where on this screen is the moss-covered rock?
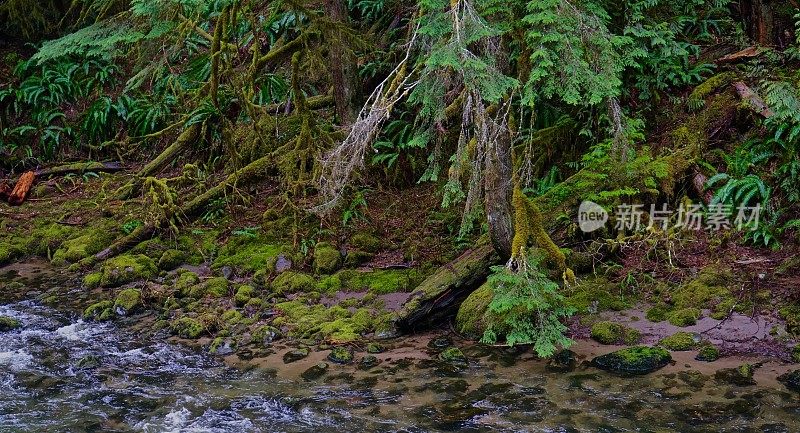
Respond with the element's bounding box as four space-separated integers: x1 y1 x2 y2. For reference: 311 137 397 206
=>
327 346 354 364
113 289 142 316
0 315 21 331
439 347 467 363
301 362 329 380
203 277 230 298
366 342 385 354
158 249 186 271
667 307 701 327
455 283 493 340
98 254 157 288
271 272 315 295
590 321 641 345
0 241 24 265
591 346 672 375
283 348 310 363
344 250 374 267
212 235 285 273
209 337 236 355
51 231 113 266
174 271 200 297
335 269 423 295
221 309 243 326
253 325 281 344
696 344 720 362
83 272 102 289
234 285 255 306
645 304 669 322
171 317 204 339
564 276 630 313
658 332 698 351
349 232 381 253
779 306 800 335
83 300 114 321
313 242 342 275
671 266 735 319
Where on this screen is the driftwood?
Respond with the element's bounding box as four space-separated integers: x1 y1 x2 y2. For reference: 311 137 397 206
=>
8 171 36 205
733 81 774 118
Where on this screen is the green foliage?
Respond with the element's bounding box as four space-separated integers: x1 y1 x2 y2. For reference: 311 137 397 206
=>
480 260 574 357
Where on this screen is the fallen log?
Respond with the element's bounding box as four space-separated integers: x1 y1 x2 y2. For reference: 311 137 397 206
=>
35 161 123 177
733 81 774 118
717 46 763 64
8 171 35 205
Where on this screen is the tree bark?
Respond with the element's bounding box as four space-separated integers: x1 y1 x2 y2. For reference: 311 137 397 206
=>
325 0 360 124
740 0 791 46
484 127 513 259
8 171 35 205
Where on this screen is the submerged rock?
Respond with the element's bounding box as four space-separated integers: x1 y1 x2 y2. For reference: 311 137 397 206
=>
659 332 699 351
427 336 453 350
439 347 467 363
714 364 756 386
366 343 385 354
359 355 380 369
301 362 329 380
695 344 720 362
778 370 800 392
75 355 101 370
0 315 21 331
547 349 577 372
592 346 672 375
283 348 310 364
171 317 204 339
328 347 354 364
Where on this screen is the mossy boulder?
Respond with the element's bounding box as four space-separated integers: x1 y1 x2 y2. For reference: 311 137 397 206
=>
174 271 200 296
253 325 281 345
667 308 701 327
83 301 114 321
202 277 230 298
335 269 422 295
113 289 142 316
366 343 385 354
171 317 204 339
344 250 374 267
590 321 641 345
439 347 467 363
0 241 24 266
271 272 315 295
591 346 672 375
83 272 102 289
221 309 243 326
0 316 21 331
455 283 493 339
98 254 158 288
696 344 721 362
212 235 285 273
313 242 342 275
671 266 735 319
234 285 256 306
327 347 354 364
51 231 113 266
658 331 698 351
349 232 381 253
645 305 669 322
158 249 186 271
564 276 630 313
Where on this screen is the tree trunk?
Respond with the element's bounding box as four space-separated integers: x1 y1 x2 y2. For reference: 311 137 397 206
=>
325 0 360 124
740 0 792 46
484 127 513 259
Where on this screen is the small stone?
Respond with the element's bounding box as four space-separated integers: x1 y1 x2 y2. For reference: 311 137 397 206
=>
221 266 235 280
366 343 385 354
359 355 380 369
428 336 452 350
327 347 354 364
301 362 329 381
283 348 310 364
439 347 466 363
695 344 720 362
547 349 577 372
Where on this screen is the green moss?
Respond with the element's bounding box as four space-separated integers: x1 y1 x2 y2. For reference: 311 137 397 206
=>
174 271 200 296
667 307 701 327
313 242 342 275
98 254 158 288
26 222 76 257
203 277 229 298
158 249 186 271
83 300 114 321
113 289 142 315
83 272 102 289
253 325 281 344
0 315 21 331
171 317 204 339
672 266 733 311
271 272 315 295
234 285 255 306
696 344 720 362
659 331 698 351
344 250 374 267
645 304 669 322
212 235 284 273
590 321 641 345
221 309 243 326
316 274 343 294
327 346 354 364
439 347 466 363
0 240 24 265
51 230 114 266
688 72 738 110
455 283 493 339
564 276 630 313
335 269 423 294
792 345 800 363
274 300 376 342
592 346 672 375
349 232 381 253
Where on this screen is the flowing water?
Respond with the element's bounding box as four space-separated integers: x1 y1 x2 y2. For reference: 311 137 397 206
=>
1 262 800 432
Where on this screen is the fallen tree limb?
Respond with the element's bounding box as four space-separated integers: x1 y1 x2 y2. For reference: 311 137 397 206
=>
733 81 774 118
35 161 123 177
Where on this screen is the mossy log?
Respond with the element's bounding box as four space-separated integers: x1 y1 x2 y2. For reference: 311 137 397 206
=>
394 241 499 332
35 161 123 177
